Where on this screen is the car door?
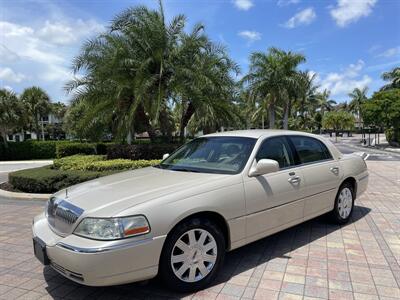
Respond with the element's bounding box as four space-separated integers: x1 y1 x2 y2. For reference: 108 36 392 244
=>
244 136 307 241
288 136 342 219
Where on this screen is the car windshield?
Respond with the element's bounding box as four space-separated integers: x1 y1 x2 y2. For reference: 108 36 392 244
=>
156 137 256 174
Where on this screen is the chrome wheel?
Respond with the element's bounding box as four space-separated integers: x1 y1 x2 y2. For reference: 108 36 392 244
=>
338 187 353 219
171 228 218 283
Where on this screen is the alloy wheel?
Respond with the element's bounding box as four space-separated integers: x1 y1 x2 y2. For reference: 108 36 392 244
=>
170 228 218 283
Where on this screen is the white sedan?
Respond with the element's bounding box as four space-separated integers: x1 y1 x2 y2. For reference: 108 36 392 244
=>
32 130 368 292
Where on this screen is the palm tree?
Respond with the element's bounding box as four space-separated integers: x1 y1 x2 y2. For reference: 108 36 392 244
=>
348 87 368 135
381 66 400 90
295 71 318 130
67 2 185 142
20 86 51 140
243 47 305 129
0 89 25 146
67 2 237 143
172 26 239 140
316 89 336 115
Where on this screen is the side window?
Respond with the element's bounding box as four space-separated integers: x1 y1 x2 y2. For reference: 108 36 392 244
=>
256 137 295 168
289 136 332 164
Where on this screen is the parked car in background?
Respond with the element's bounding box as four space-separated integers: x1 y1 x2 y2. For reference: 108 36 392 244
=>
32 130 368 292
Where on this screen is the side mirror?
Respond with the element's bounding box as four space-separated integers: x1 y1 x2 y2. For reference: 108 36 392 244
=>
248 159 279 177
162 153 170 160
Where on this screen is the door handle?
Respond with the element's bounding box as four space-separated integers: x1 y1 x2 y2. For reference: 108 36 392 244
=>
288 176 301 184
330 167 339 175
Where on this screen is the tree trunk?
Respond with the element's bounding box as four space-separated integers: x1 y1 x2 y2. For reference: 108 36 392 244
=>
136 103 156 142
283 99 291 130
1 130 8 147
41 117 45 141
268 101 275 129
35 117 40 140
126 129 133 145
180 102 195 143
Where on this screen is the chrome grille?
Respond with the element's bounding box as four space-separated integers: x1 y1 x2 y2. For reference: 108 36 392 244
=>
47 197 83 235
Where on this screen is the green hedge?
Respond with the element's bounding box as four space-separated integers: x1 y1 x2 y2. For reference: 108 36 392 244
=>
55 143 97 158
9 166 111 193
9 156 161 193
0 141 66 161
107 143 181 160
0 141 115 160
54 155 160 172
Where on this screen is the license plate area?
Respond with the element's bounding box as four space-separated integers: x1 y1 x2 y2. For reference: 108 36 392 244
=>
33 237 50 265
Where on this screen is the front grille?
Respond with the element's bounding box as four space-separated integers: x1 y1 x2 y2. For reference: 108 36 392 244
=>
55 206 79 224
47 197 84 235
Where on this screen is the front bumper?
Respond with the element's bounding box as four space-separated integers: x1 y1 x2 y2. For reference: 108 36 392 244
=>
32 213 166 286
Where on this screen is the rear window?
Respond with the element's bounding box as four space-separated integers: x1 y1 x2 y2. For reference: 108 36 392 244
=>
289 136 332 164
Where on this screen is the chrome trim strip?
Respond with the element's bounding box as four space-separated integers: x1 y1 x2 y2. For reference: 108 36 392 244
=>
359 174 369 181
56 235 166 253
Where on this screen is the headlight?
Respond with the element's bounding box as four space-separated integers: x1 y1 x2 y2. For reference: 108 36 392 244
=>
74 215 150 240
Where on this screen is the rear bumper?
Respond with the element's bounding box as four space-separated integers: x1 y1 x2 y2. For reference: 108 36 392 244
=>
356 171 369 198
32 213 166 286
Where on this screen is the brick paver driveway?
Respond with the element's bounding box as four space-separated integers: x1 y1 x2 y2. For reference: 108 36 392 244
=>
1 161 399 300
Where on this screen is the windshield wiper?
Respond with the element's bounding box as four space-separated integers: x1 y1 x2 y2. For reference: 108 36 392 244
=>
170 168 201 173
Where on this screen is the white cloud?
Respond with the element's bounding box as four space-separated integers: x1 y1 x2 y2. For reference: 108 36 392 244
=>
330 0 377 27
376 47 400 58
284 7 316 29
0 44 20 62
0 18 103 86
234 0 253 10
316 60 372 98
238 30 261 44
38 19 104 46
0 67 26 83
277 0 300 7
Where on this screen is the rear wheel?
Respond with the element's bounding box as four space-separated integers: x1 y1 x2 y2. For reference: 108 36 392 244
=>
159 218 225 292
331 182 354 224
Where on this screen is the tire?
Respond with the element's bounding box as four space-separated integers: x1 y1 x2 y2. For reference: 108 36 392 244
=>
159 218 225 292
331 182 354 224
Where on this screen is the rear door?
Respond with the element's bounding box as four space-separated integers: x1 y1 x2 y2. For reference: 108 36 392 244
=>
288 136 342 219
244 136 307 240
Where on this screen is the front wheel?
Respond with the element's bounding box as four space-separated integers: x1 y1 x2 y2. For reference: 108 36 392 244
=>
159 218 225 292
331 182 354 224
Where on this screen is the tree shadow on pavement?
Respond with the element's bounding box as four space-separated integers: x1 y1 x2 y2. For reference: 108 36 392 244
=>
42 205 371 299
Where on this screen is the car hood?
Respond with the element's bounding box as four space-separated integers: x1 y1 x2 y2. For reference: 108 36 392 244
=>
54 166 234 217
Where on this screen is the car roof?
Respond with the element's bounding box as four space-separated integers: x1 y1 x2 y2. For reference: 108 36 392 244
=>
203 129 318 139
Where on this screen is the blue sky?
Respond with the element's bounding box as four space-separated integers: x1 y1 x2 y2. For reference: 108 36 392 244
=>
1 0 399 103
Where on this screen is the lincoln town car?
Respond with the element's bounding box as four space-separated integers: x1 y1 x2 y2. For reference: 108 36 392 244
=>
32 130 368 291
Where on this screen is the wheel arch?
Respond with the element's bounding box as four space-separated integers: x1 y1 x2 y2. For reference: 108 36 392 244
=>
340 176 357 197
166 211 231 251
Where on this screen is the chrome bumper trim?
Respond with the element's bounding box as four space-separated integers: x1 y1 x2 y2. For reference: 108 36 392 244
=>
56 235 165 253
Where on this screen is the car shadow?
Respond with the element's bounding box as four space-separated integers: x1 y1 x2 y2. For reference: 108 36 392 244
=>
41 205 371 299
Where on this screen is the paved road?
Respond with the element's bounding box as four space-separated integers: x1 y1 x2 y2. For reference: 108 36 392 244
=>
332 139 400 162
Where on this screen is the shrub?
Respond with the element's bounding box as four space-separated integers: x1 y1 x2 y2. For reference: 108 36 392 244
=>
81 159 160 171
54 154 160 172
53 155 106 170
9 166 110 193
56 143 97 158
0 140 67 161
107 143 181 160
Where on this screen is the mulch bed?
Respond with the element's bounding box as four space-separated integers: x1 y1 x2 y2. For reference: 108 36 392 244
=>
0 182 22 192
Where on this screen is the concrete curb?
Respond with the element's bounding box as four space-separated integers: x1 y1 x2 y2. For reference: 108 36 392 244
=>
0 182 50 201
0 160 53 165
